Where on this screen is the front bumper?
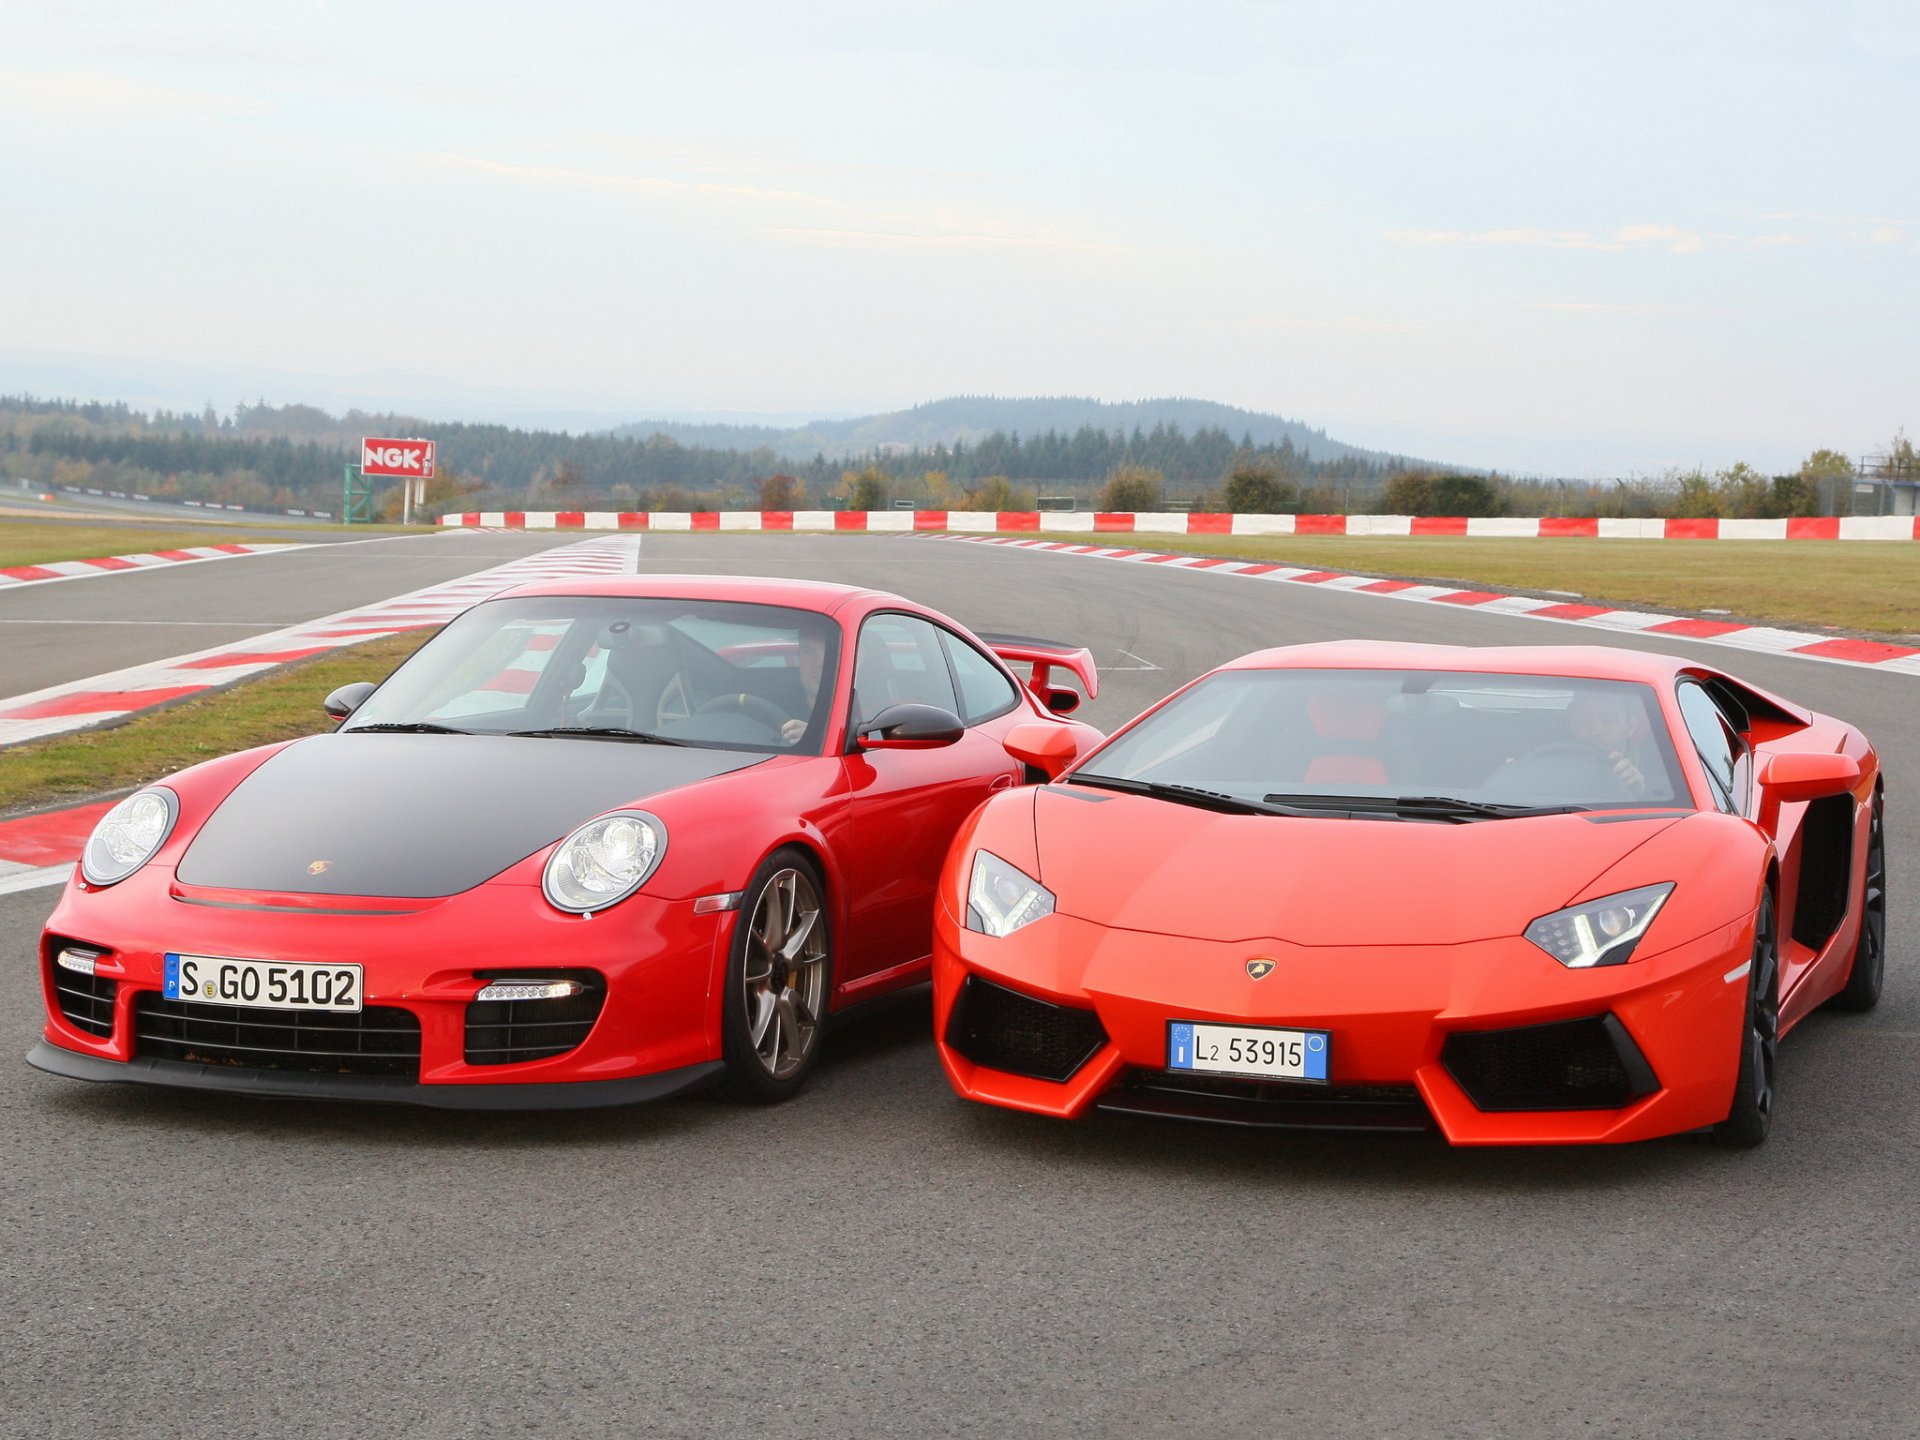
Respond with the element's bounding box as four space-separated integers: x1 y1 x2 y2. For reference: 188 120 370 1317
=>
35 865 736 1104
932 902 1755 1145
27 1040 723 1109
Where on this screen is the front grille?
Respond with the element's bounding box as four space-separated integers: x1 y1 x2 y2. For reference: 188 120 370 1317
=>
133 994 422 1077
53 967 117 1038
1442 1014 1657 1112
945 975 1107 1082
1102 1069 1433 1131
464 971 606 1066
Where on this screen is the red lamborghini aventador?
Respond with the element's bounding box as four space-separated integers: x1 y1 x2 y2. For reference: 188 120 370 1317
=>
933 642 1885 1146
32 576 1101 1108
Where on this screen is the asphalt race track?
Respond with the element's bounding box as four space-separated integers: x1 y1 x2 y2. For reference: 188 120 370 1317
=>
5 532 1914 1439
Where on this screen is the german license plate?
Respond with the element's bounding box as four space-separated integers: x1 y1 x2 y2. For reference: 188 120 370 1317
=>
1168 1021 1329 1082
163 953 363 1013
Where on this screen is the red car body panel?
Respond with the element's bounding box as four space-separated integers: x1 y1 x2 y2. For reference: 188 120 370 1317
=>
33 576 1102 1106
933 641 1881 1145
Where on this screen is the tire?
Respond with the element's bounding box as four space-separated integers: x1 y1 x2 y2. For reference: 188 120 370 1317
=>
1714 889 1779 1148
718 848 832 1103
1827 790 1886 1013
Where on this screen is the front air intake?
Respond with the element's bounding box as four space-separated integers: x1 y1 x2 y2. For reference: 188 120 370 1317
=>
464 970 607 1066
1442 1014 1658 1112
50 949 116 1039
945 975 1106 1082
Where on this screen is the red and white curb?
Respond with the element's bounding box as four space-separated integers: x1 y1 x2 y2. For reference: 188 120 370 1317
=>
933 535 1920 676
0 534 642 749
0 542 308 589
443 510 1920 540
0 802 113 895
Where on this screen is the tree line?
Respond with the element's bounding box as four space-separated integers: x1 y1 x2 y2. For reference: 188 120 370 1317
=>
0 395 1904 520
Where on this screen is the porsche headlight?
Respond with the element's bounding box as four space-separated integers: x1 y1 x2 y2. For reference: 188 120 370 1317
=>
1525 883 1674 969
542 810 666 914
967 851 1055 937
81 787 179 886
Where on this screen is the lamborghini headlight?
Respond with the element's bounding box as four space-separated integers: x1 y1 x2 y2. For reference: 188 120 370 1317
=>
542 810 666 914
81 787 179 886
1525 883 1674 968
967 851 1055 937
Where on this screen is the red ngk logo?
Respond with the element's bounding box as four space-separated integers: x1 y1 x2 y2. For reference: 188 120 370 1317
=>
361 438 436 478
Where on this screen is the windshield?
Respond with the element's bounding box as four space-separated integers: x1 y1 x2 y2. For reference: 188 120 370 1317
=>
344 596 842 753
1074 668 1690 814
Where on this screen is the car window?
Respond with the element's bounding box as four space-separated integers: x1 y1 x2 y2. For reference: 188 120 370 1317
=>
941 630 1019 725
1076 669 1688 810
1676 681 1743 813
344 596 840 753
854 614 959 723
420 619 573 720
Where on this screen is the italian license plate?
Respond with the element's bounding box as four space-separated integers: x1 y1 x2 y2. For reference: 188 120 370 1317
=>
163 953 363 1013
1168 1021 1329 1082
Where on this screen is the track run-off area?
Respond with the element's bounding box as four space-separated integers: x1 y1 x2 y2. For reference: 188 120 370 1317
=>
3 529 1914 1439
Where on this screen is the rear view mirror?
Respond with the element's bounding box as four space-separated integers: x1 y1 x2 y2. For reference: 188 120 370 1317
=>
1757 752 1860 803
324 681 377 722
1003 722 1079 780
856 703 964 750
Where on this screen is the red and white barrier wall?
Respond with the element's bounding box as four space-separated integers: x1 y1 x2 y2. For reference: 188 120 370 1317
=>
441 510 1920 540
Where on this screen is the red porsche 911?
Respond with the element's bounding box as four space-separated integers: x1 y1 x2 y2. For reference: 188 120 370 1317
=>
933 642 1885 1146
31 576 1101 1108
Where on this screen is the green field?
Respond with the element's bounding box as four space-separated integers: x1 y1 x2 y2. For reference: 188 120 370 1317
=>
1036 533 1920 638
0 632 431 813
0 518 422 568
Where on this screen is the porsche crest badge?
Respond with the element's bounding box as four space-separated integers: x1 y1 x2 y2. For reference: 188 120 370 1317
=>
1245 958 1276 980
307 860 332 876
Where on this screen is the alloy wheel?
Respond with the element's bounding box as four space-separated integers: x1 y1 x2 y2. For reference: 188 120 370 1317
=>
741 866 828 1080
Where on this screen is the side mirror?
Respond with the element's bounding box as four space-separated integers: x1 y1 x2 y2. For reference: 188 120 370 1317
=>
1003 721 1079 780
1757 752 1860 803
1041 687 1081 715
856 702 964 750
324 681 378 722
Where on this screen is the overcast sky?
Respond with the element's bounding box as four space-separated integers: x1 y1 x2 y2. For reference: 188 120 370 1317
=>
3 0 1914 476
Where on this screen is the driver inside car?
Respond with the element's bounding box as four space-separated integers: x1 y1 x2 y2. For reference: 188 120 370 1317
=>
1566 689 1654 797
779 629 829 744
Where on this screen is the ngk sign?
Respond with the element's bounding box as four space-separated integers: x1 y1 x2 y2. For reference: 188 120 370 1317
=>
361 437 436 478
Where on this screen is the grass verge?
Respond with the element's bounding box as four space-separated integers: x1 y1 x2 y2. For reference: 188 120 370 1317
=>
1036 534 1920 638
0 518 423 568
0 631 432 815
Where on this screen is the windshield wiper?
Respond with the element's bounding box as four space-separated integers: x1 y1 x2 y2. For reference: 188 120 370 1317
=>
347 722 473 735
1065 773 1311 817
506 726 687 746
1261 792 1587 821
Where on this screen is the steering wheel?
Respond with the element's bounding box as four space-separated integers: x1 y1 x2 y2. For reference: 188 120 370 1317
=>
697 692 790 729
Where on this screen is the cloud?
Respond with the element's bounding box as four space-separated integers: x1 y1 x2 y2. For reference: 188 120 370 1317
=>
423 153 822 210
1242 314 1424 334
0 67 261 119
423 151 1129 260
1387 224 1706 253
1522 302 1717 316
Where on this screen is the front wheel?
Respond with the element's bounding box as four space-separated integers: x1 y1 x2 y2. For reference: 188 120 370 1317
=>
719 849 832 1103
1714 889 1779 1148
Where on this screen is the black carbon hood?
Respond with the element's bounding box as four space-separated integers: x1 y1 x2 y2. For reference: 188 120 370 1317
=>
175 733 763 898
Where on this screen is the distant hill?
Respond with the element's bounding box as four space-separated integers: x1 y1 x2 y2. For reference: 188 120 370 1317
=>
609 395 1416 469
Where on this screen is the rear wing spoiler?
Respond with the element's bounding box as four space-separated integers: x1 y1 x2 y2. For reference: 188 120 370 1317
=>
976 632 1099 701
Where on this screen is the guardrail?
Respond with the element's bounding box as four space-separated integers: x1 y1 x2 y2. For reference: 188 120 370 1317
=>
438 510 1920 540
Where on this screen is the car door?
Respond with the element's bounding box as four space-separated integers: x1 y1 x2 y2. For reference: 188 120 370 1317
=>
835 612 1023 987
